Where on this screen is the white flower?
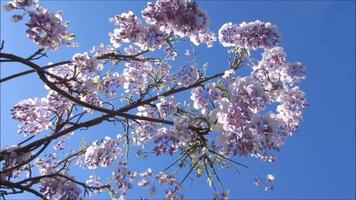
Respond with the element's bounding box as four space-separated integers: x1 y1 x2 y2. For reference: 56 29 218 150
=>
266 174 275 182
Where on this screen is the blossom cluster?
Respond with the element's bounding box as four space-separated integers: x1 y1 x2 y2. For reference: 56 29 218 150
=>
218 20 280 49
109 0 216 50
4 0 74 49
47 52 105 112
84 136 121 169
26 6 72 50
191 84 222 115
0 145 32 179
10 88 73 135
3 0 37 12
156 96 177 118
252 47 306 90
175 65 198 87
36 155 81 200
112 161 137 198
11 97 52 135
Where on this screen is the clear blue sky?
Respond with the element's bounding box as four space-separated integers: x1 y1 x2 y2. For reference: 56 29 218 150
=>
1 0 355 199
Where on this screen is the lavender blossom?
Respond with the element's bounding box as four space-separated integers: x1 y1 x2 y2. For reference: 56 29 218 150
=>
156 96 177 118
112 161 136 197
72 52 97 72
84 136 121 169
11 98 51 135
190 86 209 114
4 0 38 10
142 0 215 47
219 20 280 49
47 90 72 114
175 65 198 87
1 145 32 179
109 11 144 48
276 87 307 133
36 156 81 200
26 6 73 50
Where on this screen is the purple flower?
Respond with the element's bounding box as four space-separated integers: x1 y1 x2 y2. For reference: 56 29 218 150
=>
11 98 51 135
72 52 97 72
142 0 207 35
276 87 307 133
219 20 280 49
1 145 32 179
36 156 81 200
47 90 72 114
175 65 198 87
109 11 144 48
26 6 73 50
156 96 177 118
112 161 136 197
190 86 209 114
84 136 121 169
3 0 38 11
253 47 306 90
142 0 215 47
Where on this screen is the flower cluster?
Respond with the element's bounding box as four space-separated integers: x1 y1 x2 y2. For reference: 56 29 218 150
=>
26 6 72 49
175 65 198 87
36 155 81 200
136 168 181 198
191 86 210 114
11 88 73 136
132 105 159 146
85 175 104 195
109 11 166 51
4 0 73 50
153 127 180 155
191 83 222 115
85 175 102 188
47 90 72 114
0 145 32 179
142 0 216 46
4 0 38 11
48 52 104 112
252 47 305 91
84 136 121 169
218 20 280 49
156 96 177 118
215 77 267 137
209 74 306 159
3 0 37 11
72 52 97 72
109 11 146 48
11 98 51 135
109 0 216 50
122 59 153 93
112 161 137 198
12 52 104 132
276 87 307 134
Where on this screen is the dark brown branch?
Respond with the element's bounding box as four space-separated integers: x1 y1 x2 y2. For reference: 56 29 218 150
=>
27 48 46 60
179 160 198 187
0 50 149 83
0 61 71 83
0 180 47 200
0 40 4 51
206 156 224 190
0 141 50 175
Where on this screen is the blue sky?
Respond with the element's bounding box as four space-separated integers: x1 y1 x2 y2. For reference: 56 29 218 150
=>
1 0 355 199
